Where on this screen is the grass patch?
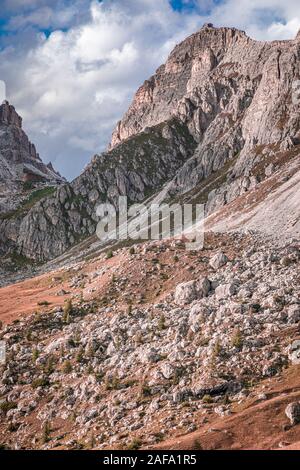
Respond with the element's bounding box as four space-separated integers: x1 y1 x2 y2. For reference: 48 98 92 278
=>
0 187 56 221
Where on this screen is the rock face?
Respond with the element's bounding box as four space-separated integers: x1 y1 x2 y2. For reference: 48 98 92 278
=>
0 101 64 217
0 101 63 193
1 25 300 262
1 119 196 260
110 24 300 203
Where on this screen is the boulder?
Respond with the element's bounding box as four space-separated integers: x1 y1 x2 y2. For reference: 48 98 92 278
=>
140 347 161 364
288 340 300 364
174 280 197 306
215 283 237 300
285 402 300 425
174 277 211 306
198 277 211 297
209 251 228 270
287 305 300 324
161 363 175 380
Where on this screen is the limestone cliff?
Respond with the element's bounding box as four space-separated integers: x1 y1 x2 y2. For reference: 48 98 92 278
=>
1 25 300 262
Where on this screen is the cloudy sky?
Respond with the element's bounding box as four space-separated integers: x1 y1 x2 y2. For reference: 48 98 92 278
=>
0 0 300 180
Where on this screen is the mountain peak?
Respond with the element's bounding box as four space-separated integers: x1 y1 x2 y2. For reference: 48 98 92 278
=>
202 22 214 29
0 100 22 128
0 101 65 202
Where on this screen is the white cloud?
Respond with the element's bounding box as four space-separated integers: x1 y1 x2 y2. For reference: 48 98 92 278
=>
267 17 300 39
1 0 300 179
0 0 202 179
199 0 300 40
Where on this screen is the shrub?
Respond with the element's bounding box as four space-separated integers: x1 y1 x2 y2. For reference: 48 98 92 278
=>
158 313 166 331
32 348 39 362
44 355 55 374
0 443 10 450
87 365 94 375
212 339 222 357
139 381 151 398
63 299 73 323
42 421 51 444
231 328 243 350
154 432 164 443
0 401 17 414
106 250 113 259
202 394 213 404
126 438 142 450
63 360 72 374
76 346 84 363
193 438 203 450
105 375 120 390
129 247 135 255
32 377 49 389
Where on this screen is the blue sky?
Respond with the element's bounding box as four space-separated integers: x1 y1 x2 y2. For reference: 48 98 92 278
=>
0 0 299 179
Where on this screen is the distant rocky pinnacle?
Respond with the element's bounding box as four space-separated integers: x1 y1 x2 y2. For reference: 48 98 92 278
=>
0 100 22 128
0 24 300 262
0 100 65 228
0 100 64 191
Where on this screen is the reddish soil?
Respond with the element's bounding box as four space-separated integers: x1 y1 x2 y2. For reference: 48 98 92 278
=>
0 273 71 324
0 232 247 326
1 232 300 450
150 364 300 450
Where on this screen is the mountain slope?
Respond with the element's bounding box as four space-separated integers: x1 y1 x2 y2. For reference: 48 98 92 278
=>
0 25 300 264
0 25 300 451
0 119 196 260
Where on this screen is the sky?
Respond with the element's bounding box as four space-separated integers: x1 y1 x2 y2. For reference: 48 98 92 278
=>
0 0 300 180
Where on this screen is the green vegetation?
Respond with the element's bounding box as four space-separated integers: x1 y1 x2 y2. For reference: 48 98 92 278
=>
104 375 120 391
0 186 56 221
76 346 84 363
63 299 73 323
139 381 151 398
212 339 222 357
202 394 213 404
32 377 49 389
193 439 203 450
126 437 142 450
42 421 51 444
62 360 72 374
32 348 39 362
231 328 243 350
37 300 51 307
158 313 166 331
0 401 17 414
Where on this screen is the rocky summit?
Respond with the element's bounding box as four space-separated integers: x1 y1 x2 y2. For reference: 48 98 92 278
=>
0 25 299 451
0 101 64 206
